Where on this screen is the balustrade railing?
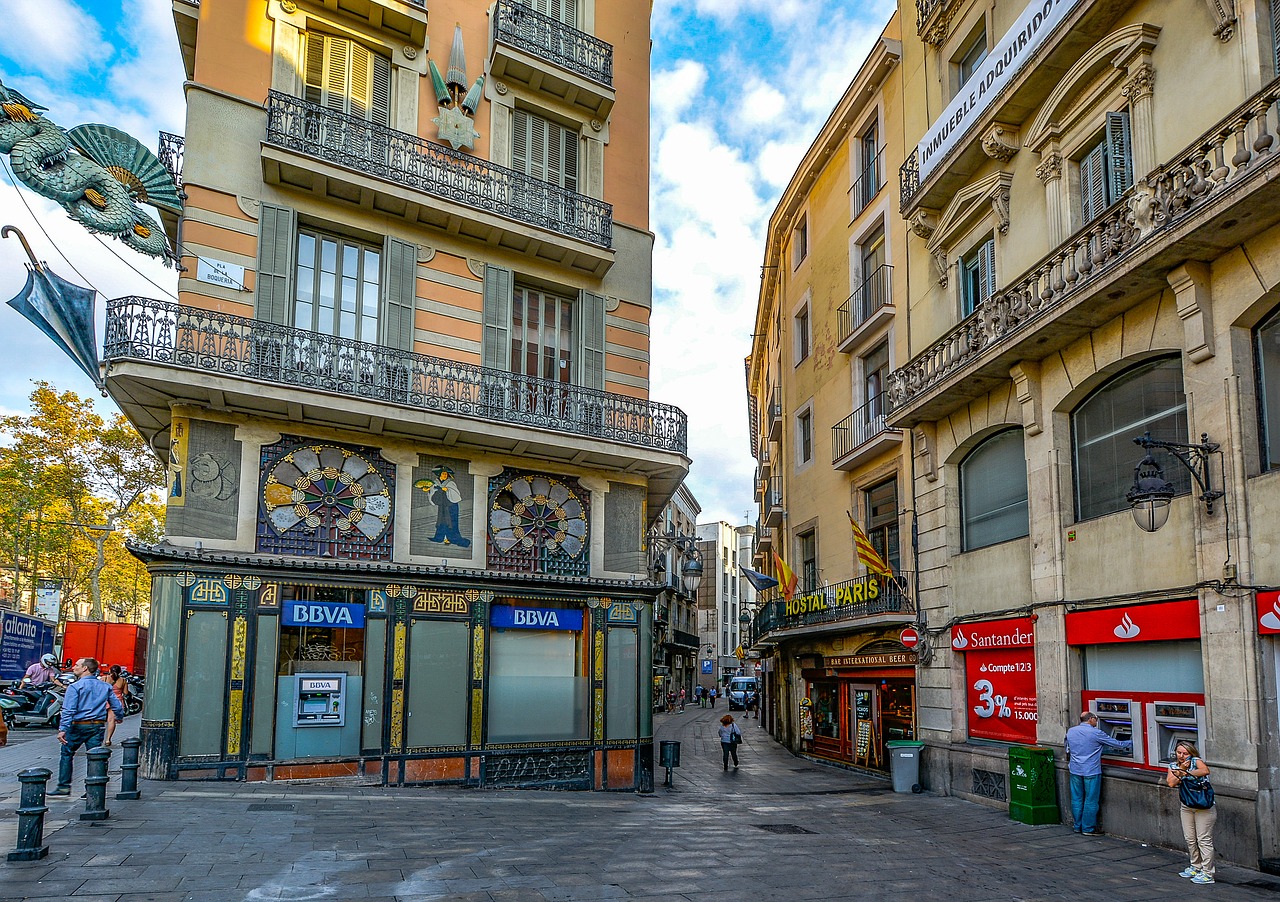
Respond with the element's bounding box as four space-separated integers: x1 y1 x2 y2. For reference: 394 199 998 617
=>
837 264 893 344
103 296 686 454
888 77 1280 413
916 0 943 32
264 91 612 248
831 396 892 462
492 0 613 88
752 572 915 641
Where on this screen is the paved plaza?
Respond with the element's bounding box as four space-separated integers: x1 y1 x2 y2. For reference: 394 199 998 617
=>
1 706 1278 900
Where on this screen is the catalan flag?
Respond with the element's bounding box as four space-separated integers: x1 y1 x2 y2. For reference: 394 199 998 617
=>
848 511 894 578
772 550 798 601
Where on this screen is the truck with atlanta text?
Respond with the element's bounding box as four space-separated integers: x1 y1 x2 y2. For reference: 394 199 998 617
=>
0 610 56 684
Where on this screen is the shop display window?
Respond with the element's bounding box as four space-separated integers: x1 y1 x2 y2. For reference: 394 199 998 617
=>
488 608 589 742
811 681 841 738
277 585 365 677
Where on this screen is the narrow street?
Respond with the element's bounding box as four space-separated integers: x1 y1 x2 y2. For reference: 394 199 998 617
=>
1 707 1277 900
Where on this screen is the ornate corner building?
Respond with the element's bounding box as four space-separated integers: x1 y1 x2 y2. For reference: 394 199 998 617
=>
110 0 687 790
750 0 1280 867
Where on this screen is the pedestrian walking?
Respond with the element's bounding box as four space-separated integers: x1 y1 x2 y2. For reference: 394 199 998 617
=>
102 664 128 746
709 686 717 708
746 691 758 719
50 657 125 797
666 690 676 714
1064 710 1131 834
678 687 686 711
718 714 742 770
1167 740 1217 884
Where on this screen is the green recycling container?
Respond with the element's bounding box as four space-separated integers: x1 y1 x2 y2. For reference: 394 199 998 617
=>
1007 746 1059 825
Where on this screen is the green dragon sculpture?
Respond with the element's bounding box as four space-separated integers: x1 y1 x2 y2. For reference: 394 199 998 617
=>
0 78 181 264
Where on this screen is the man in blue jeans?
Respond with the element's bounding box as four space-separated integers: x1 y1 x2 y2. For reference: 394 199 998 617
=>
50 657 125 796
1065 710 1132 834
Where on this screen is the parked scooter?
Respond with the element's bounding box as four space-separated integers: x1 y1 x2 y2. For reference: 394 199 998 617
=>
122 671 144 715
0 680 65 728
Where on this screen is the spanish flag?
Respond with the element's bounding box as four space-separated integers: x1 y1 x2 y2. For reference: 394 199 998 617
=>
848 511 894 578
772 550 798 601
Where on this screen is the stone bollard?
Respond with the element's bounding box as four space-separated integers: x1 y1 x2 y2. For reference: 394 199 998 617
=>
116 737 141 801
8 768 51 861
80 747 110 822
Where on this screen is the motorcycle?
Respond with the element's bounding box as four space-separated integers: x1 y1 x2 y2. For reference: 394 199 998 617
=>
123 673 144 715
0 680 65 728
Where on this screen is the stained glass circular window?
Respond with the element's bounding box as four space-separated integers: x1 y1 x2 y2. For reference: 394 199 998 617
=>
488 474 587 558
262 444 392 542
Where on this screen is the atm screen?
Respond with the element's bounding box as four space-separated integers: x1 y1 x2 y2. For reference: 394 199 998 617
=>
300 696 328 715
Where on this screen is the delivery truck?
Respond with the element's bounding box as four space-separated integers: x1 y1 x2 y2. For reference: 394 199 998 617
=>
61 621 148 675
0 610 56 684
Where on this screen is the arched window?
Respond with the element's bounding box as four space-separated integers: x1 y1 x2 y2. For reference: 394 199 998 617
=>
1254 305 1280 470
960 429 1029 551
1072 357 1190 521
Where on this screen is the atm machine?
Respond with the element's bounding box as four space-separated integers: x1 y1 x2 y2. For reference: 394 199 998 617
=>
294 674 347 727
1146 700 1204 767
1086 697 1143 767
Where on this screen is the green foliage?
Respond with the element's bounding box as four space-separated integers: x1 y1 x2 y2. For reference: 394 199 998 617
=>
0 382 165 622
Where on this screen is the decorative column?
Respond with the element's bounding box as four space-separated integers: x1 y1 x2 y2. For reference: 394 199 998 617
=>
140 574 182 780
1036 151 1066 246
1122 63 1157 180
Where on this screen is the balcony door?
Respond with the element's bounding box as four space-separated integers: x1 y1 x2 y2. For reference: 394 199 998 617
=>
522 0 578 27
512 109 580 191
303 34 391 126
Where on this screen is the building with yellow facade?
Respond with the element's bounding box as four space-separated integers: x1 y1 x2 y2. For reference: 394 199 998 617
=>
109 0 687 790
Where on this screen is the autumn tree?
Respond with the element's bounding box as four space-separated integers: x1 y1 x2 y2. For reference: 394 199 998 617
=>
0 382 165 621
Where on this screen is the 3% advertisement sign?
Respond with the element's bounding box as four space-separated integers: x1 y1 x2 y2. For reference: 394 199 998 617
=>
952 618 1038 744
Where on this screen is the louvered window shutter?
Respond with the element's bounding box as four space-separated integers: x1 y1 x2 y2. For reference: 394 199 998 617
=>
1273 0 1280 74
371 53 391 126
578 291 606 390
350 44 371 121
561 129 579 193
324 38 350 113
381 238 417 351
1105 110 1133 202
528 114 548 182
255 204 295 325
304 36 324 106
981 238 996 303
482 265 514 371
1079 141 1107 224
512 110 529 175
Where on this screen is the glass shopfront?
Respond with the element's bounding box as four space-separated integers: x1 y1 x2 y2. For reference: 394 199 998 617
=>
487 603 589 743
803 662 916 772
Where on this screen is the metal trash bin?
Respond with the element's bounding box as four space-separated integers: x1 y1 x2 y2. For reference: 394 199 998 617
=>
1008 746 1058 824
885 740 924 793
659 740 681 768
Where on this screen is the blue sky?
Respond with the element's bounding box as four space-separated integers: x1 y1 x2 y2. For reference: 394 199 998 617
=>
0 0 894 525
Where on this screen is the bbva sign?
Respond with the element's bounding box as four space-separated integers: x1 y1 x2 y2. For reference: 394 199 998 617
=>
490 605 583 631
283 601 366 629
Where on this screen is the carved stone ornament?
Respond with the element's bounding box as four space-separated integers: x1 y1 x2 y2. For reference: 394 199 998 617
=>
280 0 297 12
992 185 1011 234
981 124 1020 162
495 81 508 95
403 46 419 60
932 249 949 287
922 10 951 47
1035 152 1063 184
910 209 937 239
1121 63 1155 101
1203 0 1237 41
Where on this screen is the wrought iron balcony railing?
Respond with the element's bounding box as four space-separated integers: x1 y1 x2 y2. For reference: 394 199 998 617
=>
836 264 892 344
831 396 891 463
852 146 883 217
671 628 700 649
764 475 782 511
264 91 613 248
888 77 1280 415
103 296 687 454
492 0 613 88
158 132 184 189
751 572 915 643
899 148 919 212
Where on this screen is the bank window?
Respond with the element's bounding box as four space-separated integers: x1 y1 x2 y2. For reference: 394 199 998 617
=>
277 586 366 675
1072 356 1191 521
1255 305 1280 470
798 530 817 593
487 604 589 742
512 109 579 191
864 478 900 572
793 216 808 268
960 236 995 317
295 231 380 343
961 428 1030 551
303 33 391 125
798 408 813 464
511 285 574 382
1079 111 1133 224
955 28 988 91
795 305 811 363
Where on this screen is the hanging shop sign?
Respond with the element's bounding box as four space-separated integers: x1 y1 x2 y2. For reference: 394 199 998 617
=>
917 0 1085 181
490 605 584 631
1064 598 1200 646
1256 590 1280 634
952 616 1037 744
283 600 365 629
825 652 917 668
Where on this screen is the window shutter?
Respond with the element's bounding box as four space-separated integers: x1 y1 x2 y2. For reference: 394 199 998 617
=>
255 204 294 325
562 128 579 193
1105 110 1134 201
512 110 529 175
578 290 606 390
350 43 371 121
1273 0 1280 75
528 114 548 182
323 37 350 113
381 237 417 351
371 53 391 126
1079 141 1106 223
304 35 324 105
482 265 513 370
979 238 996 303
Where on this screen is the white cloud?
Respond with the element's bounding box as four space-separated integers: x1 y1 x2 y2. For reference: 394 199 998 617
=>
0 0 111 77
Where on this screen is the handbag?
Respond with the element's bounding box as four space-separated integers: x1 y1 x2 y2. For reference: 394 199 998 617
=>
1178 773 1215 810
730 728 742 746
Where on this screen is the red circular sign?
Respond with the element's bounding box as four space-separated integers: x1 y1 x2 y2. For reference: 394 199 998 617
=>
899 627 920 649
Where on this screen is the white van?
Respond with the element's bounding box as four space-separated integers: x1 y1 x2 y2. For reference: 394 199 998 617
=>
727 676 758 710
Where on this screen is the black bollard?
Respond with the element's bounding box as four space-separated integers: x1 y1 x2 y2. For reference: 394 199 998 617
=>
116 737 141 801
80 747 110 821
8 768 51 861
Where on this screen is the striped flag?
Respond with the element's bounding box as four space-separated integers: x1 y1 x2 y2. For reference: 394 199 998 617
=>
848 511 894 578
772 550 798 601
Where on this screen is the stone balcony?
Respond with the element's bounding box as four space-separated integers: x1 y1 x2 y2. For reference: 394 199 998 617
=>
262 92 615 277
888 77 1280 427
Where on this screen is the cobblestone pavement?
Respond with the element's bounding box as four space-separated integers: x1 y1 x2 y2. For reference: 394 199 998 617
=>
0 705 1277 901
